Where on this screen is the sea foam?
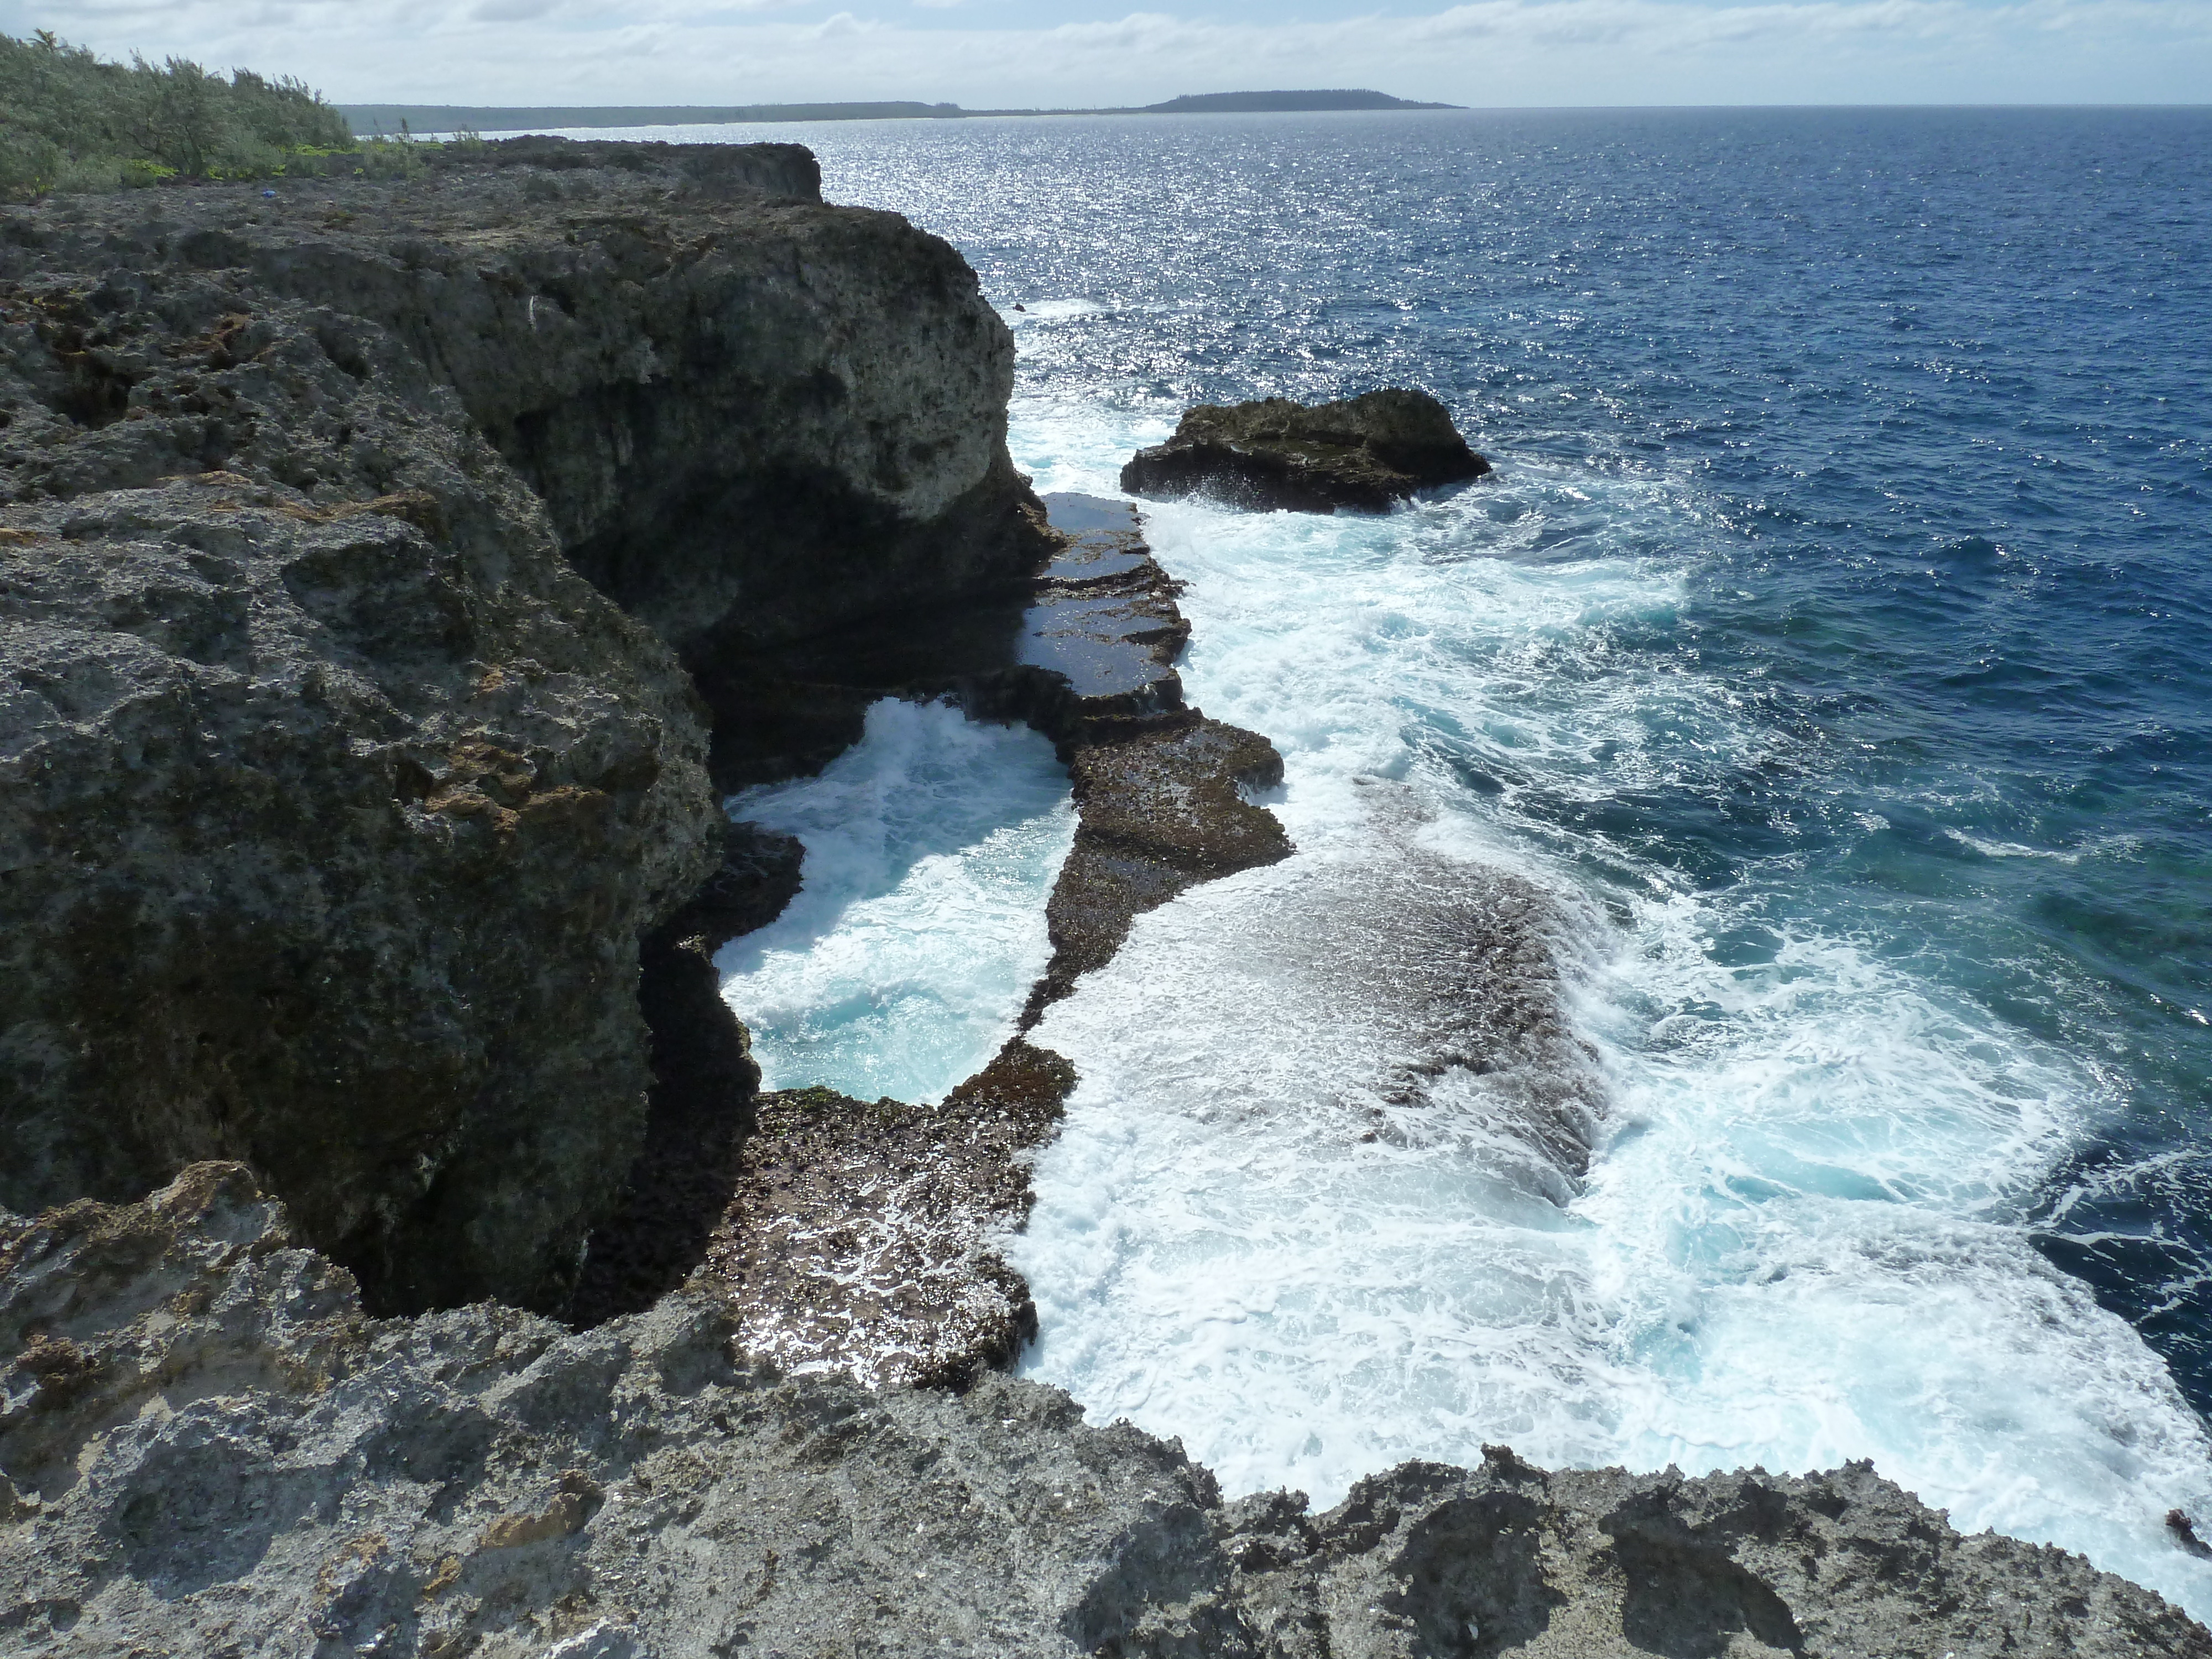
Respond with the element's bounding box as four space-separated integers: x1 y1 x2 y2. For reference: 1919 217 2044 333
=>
716 697 1074 1105
1000 408 2212 1617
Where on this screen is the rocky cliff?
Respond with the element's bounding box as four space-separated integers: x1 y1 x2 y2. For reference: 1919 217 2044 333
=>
0 138 1049 1314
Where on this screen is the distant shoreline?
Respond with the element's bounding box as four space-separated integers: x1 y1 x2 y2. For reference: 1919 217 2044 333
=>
338 89 1460 137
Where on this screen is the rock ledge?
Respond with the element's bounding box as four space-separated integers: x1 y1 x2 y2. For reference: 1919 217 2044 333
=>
2 1165 2203 1658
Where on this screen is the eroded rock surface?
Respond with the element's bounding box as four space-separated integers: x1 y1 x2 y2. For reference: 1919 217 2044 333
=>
698 1040 1077 1387
3 1167 2202 1658
0 139 1049 1315
0 302 719 1317
1121 388 1489 513
1034 716 1293 1015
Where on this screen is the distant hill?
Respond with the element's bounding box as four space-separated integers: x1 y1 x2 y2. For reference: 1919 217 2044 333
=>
1138 90 1457 113
337 90 1460 137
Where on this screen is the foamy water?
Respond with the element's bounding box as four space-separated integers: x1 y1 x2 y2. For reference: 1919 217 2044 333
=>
999 405 2212 1616
716 698 1074 1104
706 398 2212 1610
668 109 2212 1616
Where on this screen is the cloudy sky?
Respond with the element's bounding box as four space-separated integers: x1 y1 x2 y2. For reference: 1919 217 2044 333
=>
13 0 2210 108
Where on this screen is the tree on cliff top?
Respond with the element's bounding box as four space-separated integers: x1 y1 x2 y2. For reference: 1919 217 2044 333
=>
0 30 352 199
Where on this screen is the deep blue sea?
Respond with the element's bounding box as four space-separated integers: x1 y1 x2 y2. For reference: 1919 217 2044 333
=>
586 106 2212 1604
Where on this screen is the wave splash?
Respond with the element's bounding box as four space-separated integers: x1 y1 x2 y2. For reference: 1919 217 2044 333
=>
716 697 1075 1105
1003 422 2212 1616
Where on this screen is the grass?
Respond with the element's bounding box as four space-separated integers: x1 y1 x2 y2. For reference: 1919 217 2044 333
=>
0 30 460 200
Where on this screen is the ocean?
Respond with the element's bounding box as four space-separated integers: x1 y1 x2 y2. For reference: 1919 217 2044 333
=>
624 105 2212 1608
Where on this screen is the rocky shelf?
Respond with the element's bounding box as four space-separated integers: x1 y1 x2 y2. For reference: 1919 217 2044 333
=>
3 1165 2203 1657
620 489 1297 1385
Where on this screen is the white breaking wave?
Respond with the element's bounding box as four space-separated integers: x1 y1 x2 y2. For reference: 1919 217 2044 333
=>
999 399 2212 1618
716 697 1075 1105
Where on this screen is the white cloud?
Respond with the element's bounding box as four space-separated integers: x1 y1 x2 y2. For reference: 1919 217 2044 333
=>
8 0 2208 105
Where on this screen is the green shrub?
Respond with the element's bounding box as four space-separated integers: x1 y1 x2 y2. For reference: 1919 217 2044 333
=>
0 29 355 200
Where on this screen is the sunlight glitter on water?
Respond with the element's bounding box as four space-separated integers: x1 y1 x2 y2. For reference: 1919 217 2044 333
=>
1000 406 2212 1618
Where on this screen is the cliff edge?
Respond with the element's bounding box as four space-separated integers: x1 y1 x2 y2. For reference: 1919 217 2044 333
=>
1 139 2204 1657
0 139 1048 1314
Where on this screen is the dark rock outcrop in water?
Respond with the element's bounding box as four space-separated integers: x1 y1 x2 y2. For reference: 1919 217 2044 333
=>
1009 494 1296 1018
2 1166 2203 1658
0 138 1048 1314
1121 388 1489 513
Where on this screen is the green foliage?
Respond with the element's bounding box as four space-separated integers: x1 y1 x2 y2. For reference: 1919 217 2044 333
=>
0 30 354 199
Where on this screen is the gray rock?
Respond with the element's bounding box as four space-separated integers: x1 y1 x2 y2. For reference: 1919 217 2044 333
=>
0 140 1051 1315
3 1166 2203 1658
0 319 719 1318
1121 389 1490 513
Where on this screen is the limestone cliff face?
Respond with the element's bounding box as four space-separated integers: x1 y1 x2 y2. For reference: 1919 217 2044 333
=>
0 140 1049 1314
230 139 1046 682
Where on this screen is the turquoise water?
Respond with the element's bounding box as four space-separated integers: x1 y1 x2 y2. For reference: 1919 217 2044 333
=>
716 698 1073 1104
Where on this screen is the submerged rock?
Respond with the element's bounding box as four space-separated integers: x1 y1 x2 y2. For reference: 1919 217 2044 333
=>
2 1165 2203 1658
1120 388 1490 513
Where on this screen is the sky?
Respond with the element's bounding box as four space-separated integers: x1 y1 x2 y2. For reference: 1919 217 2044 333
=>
12 0 2210 108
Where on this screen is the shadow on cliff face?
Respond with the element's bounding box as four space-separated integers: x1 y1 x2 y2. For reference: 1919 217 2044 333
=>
570 824 801 1326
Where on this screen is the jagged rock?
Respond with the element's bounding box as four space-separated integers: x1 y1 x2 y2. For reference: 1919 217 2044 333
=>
2 1166 2203 1658
0 139 1052 1314
697 1040 1077 1387
1121 388 1490 513
0 318 719 1318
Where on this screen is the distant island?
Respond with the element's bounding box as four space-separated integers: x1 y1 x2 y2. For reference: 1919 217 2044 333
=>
338 89 1460 137
1138 91 1454 113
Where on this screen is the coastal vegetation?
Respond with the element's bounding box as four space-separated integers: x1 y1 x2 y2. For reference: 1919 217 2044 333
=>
0 30 367 199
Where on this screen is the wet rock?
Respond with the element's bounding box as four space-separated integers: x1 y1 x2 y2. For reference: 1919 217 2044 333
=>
3 1167 2203 1658
1120 388 1489 513
682 497 1292 1385
696 1039 1077 1388
653 819 807 956
1033 716 1293 1017
954 493 1298 1021
718 491 1192 767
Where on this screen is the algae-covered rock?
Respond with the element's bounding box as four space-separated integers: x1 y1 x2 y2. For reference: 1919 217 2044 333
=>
1120 388 1489 513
